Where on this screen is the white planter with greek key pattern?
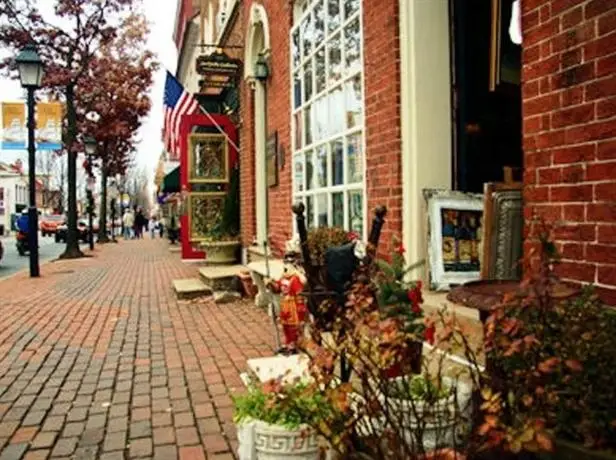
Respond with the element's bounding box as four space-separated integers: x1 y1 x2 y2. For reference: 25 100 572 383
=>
253 421 320 460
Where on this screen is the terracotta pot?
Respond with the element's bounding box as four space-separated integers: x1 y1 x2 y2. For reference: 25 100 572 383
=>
238 271 258 298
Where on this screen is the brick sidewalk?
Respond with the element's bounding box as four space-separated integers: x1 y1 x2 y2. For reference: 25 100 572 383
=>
0 239 275 459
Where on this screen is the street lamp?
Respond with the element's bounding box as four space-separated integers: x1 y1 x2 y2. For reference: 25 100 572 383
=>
108 181 119 243
254 53 269 81
84 136 97 251
16 43 44 278
86 176 95 251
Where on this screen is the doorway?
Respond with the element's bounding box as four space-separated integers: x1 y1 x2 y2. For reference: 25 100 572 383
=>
450 0 523 193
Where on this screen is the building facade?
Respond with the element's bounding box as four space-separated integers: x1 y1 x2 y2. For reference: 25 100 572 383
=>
173 0 616 304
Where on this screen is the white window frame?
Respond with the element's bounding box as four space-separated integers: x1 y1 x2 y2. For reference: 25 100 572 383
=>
290 0 367 238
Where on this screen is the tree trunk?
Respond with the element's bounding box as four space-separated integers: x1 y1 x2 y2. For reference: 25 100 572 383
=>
98 166 110 243
60 83 84 259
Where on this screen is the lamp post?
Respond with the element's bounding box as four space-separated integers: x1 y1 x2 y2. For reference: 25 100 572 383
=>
108 181 119 243
16 43 44 278
84 135 97 251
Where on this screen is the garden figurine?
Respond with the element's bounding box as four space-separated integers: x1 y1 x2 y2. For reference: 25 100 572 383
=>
266 243 308 355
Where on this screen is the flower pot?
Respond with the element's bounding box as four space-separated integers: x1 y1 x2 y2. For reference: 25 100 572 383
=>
378 377 472 451
201 240 240 264
253 421 320 460
239 271 258 298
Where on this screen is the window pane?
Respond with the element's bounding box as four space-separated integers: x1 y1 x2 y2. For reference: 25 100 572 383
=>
344 19 361 76
343 0 359 20
312 96 328 142
304 106 312 146
301 13 313 58
332 192 344 227
294 154 304 192
331 139 343 186
305 149 314 190
314 0 325 43
348 190 363 234
294 111 302 149
347 132 363 183
345 75 362 128
292 29 300 69
306 195 314 229
328 33 342 85
317 193 328 227
303 62 313 103
328 86 344 137
294 72 302 109
316 144 328 187
315 47 326 94
327 0 340 34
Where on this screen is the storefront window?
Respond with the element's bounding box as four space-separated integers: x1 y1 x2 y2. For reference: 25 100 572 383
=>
291 0 364 232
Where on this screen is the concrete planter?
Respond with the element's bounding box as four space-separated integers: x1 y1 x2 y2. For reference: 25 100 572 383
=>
200 240 240 264
252 421 319 460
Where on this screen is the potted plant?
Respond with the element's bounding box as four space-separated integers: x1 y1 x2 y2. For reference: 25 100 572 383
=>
200 166 240 264
479 224 616 458
374 239 432 378
233 377 339 460
379 374 472 452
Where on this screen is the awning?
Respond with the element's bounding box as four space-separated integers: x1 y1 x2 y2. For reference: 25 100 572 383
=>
161 166 180 194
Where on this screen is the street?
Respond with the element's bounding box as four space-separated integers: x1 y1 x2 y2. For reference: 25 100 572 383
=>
0 234 81 280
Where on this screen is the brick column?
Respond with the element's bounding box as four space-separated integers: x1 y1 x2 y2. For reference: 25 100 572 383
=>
521 0 616 304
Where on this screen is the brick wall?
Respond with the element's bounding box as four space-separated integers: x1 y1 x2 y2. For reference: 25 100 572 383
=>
521 0 616 304
239 0 403 258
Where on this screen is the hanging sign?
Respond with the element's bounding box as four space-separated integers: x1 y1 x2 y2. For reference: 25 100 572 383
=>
196 51 242 90
1 102 26 150
36 102 63 150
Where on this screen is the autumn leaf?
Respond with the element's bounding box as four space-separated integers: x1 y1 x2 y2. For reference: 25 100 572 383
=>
564 359 583 372
538 357 561 373
535 432 553 451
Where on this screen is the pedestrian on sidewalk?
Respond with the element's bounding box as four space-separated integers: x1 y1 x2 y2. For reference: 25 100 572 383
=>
122 209 134 239
149 217 157 239
158 216 165 238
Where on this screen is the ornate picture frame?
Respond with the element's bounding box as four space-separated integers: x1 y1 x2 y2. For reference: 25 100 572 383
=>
424 189 484 291
187 192 226 242
188 133 229 183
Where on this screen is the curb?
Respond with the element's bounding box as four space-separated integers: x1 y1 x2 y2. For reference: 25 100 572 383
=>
0 257 56 283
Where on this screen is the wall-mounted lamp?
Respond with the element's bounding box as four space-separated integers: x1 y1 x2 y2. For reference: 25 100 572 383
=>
254 54 269 81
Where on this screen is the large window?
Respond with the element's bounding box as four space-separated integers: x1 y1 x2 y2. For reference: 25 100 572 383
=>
291 0 365 234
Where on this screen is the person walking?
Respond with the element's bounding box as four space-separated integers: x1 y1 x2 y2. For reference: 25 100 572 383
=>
149 217 157 239
158 216 165 239
122 210 134 240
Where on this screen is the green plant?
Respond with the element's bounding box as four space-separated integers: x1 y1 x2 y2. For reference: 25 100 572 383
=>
388 375 452 402
481 223 616 452
376 237 428 340
306 226 353 265
232 378 340 430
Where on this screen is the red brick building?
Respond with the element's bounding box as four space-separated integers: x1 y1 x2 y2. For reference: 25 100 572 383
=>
521 0 616 304
173 0 616 304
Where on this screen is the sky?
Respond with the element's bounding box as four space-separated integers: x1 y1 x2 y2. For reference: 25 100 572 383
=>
0 0 179 185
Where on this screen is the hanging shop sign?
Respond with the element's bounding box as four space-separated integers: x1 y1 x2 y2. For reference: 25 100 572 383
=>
196 50 242 91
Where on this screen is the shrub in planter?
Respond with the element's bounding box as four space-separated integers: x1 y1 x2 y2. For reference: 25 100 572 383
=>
480 225 616 455
232 378 341 459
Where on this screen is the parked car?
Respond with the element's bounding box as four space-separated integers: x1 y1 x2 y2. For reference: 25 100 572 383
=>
55 219 89 243
40 214 64 237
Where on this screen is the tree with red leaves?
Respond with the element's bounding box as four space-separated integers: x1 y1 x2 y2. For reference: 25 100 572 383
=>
78 13 156 242
0 0 143 259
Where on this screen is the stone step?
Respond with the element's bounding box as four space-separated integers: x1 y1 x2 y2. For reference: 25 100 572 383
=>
198 264 244 291
172 278 213 300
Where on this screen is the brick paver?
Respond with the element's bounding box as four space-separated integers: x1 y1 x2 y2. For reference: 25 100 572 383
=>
0 239 274 458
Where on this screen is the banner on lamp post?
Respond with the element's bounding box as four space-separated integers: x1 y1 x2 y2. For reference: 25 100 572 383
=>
36 102 63 150
1 102 26 150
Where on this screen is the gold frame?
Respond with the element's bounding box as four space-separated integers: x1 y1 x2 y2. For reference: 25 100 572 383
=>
188 133 230 183
187 192 226 242
489 0 502 92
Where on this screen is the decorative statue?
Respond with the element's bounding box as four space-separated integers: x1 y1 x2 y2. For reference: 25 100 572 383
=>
267 241 308 355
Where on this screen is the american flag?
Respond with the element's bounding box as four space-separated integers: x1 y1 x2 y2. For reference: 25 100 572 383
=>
163 71 200 160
